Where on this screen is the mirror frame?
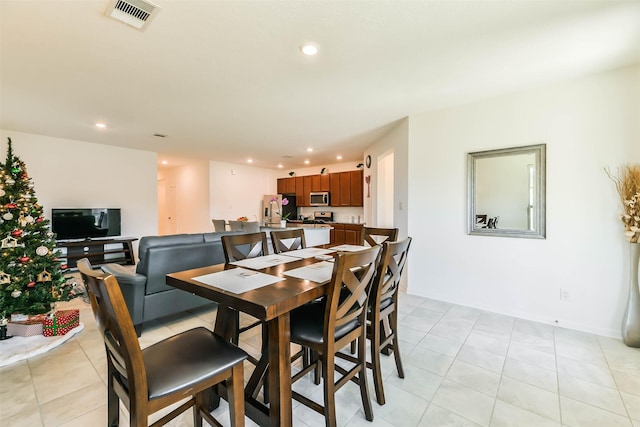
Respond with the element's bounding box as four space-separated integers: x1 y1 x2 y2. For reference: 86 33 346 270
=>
467 143 546 239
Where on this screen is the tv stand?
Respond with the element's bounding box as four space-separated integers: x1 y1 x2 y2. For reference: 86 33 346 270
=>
56 237 137 268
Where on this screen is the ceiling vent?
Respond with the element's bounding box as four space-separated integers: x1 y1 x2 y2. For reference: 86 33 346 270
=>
105 0 160 31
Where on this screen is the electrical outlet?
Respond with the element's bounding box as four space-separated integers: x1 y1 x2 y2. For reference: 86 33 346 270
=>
560 288 571 301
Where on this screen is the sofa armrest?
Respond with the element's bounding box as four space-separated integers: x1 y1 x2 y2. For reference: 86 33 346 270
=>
101 263 146 327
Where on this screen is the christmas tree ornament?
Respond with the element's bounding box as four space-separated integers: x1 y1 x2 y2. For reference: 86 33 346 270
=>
11 229 23 237
19 255 30 263
11 167 20 174
25 215 34 223
11 290 21 298
60 264 68 270
0 189 5 197
18 214 27 227
0 271 10 284
2 212 12 220
5 178 15 185
1 236 18 248
27 281 36 288
27 182 34 188
5 202 16 209
36 246 49 256
35 217 44 223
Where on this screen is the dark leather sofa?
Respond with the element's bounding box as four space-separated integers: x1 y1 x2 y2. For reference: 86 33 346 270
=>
101 231 241 336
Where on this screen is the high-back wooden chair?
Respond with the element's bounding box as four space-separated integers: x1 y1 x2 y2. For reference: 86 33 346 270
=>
362 226 399 247
221 232 269 263
212 219 227 232
270 228 306 254
76 258 248 427
289 246 381 426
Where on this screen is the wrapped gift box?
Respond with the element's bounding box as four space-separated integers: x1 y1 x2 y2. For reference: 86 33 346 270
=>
43 309 80 337
7 320 44 337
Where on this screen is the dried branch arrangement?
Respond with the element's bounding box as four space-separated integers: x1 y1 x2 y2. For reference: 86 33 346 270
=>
606 164 640 243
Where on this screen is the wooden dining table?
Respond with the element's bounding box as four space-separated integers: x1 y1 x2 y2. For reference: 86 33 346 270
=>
166 251 340 427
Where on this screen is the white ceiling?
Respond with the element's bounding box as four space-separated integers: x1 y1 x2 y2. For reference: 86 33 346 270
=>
2 1 640 169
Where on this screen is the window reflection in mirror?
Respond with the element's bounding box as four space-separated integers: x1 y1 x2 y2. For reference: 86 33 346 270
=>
468 144 546 239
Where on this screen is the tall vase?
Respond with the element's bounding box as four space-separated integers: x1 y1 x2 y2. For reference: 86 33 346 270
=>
622 243 640 347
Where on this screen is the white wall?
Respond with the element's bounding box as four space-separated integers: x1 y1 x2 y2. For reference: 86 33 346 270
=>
0 130 158 253
209 160 278 223
364 118 409 239
157 160 211 234
407 63 640 337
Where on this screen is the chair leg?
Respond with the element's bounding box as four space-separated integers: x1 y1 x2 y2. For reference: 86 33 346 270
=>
358 334 374 421
390 310 404 378
227 364 246 427
193 392 204 427
313 350 321 385
370 318 386 405
350 340 356 355
322 354 337 427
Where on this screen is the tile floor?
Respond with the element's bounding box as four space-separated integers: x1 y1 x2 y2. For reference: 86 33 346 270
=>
1 292 639 427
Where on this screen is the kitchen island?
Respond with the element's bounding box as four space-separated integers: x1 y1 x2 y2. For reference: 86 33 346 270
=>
260 223 331 247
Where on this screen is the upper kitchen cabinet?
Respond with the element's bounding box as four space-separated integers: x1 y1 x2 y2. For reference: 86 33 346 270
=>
295 176 305 206
350 170 363 207
310 174 330 192
339 171 351 206
330 173 341 207
277 177 296 195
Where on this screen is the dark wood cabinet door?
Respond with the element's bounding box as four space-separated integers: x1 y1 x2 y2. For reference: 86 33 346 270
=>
340 171 351 206
303 176 312 207
320 174 330 191
345 230 358 245
295 176 305 206
350 170 363 207
311 175 321 192
277 178 286 195
329 173 341 207
286 177 296 194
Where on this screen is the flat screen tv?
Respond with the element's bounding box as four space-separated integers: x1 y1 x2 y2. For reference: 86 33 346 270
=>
51 208 121 240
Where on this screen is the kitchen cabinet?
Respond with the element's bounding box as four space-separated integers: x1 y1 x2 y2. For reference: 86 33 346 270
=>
350 170 363 207
303 176 312 207
282 170 362 207
340 172 351 206
329 223 363 245
295 176 305 206
277 177 296 195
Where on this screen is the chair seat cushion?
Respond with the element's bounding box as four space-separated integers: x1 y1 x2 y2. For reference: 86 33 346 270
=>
143 327 247 400
290 300 359 346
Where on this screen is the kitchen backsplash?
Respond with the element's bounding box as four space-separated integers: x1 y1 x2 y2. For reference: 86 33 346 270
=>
298 206 365 224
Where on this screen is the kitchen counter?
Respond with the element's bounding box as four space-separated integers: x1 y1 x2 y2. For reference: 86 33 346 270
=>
261 225 330 246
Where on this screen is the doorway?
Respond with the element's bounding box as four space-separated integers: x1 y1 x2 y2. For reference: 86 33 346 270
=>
157 179 177 235
376 151 394 228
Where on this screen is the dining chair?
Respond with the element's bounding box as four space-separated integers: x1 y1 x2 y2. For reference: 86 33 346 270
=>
361 226 399 247
227 220 244 231
76 258 248 427
289 245 381 427
270 228 307 254
339 237 412 405
212 219 227 232
221 232 269 263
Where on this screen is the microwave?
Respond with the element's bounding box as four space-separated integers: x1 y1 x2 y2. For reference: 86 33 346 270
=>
309 192 330 206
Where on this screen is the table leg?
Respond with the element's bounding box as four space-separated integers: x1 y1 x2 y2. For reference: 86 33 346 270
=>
267 313 292 427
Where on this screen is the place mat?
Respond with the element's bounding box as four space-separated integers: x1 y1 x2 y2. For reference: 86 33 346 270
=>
281 247 335 259
192 268 284 294
230 254 301 270
0 323 85 367
282 261 334 283
330 244 369 252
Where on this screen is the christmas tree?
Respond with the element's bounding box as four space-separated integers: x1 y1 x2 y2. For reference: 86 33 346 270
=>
0 138 75 316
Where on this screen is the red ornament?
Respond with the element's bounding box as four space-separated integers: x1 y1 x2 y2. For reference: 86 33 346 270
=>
27 281 36 288
19 255 30 263
35 217 44 223
6 202 17 209
11 229 23 237
61 264 68 270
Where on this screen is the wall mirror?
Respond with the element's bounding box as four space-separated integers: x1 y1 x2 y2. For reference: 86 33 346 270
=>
467 143 546 239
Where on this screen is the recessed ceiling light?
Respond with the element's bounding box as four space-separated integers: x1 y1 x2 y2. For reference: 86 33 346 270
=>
278 164 283 168
307 148 313 152
300 43 319 56
161 160 168 165
304 160 310 165
247 159 253 163
95 123 107 128
336 155 342 160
